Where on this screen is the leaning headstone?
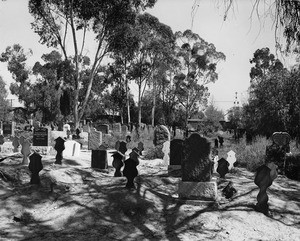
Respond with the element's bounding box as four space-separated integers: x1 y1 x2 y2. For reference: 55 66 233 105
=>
12 136 20 152
111 151 124 177
123 149 139 189
88 129 102 150
97 124 109 134
217 158 229 178
28 152 43 185
21 139 31 165
162 140 170 165
168 139 184 176
254 162 278 215
126 135 131 143
119 141 127 155
54 137 65 165
178 133 217 201
91 144 108 169
226 150 236 170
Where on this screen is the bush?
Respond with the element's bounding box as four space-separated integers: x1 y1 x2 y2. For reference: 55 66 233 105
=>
143 145 164 160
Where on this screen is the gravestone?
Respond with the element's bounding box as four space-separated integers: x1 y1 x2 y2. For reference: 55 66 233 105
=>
115 141 120 151
28 152 43 185
218 136 224 147
153 125 170 146
3 122 15 136
113 123 121 133
226 150 236 170
254 162 278 215
214 139 219 148
123 149 139 189
168 139 184 176
222 181 237 199
21 139 31 165
119 141 127 155
91 144 108 169
12 136 20 152
88 129 102 150
33 127 51 146
178 133 217 201
63 140 81 157
97 124 109 134
137 141 144 155
0 134 4 152
111 151 124 177
217 158 229 178
121 125 128 135
285 153 300 181
19 136 25 145
126 135 131 143
162 140 170 165
54 137 65 165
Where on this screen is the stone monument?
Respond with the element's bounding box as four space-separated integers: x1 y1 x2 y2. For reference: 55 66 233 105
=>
111 151 124 177
28 152 43 185
54 137 65 165
168 139 184 176
123 149 139 189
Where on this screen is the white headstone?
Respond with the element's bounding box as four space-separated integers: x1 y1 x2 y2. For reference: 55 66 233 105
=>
63 140 81 157
162 140 170 165
227 150 236 170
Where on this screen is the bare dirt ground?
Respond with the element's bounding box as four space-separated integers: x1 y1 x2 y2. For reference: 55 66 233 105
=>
0 150 300 241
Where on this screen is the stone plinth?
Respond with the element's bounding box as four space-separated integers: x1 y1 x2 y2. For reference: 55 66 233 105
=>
178 179 217 201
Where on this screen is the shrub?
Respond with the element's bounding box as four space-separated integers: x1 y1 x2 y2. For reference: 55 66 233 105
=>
144 145 164 160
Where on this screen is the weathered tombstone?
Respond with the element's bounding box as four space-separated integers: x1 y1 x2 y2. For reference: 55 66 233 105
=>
123 149 139 189
3 122 15 136
54 137 65 165
33 127 51 146
168 139 184 176
226 150 236 170
28 152 43 185
162 140 170 165
111 151 124 177
222 181 237 199
63 140 81 157
218 136 224 147
153 125 170 146
63 123 71 133
88 129 102 150
21 139 31 165
91 144 108 169
178 133 217 201
265 132 290 174
121 125 128 135
137 141 144 155
12 136 20 152
97 124 109 134
254 162 278 215
119 141 127 155
113 123 121 133
217 158 229 178
214 139 219 148
285 153 300 181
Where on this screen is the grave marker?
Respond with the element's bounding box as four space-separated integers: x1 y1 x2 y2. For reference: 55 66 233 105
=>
63 140 81 157
91 144 108 169
123 149 139 189
21 139 31 165
54 137 65 165
111 151 124 177
33 127 50 146
88 129 102 150
12 136 20 152
168 139 184 176
28 152 43 185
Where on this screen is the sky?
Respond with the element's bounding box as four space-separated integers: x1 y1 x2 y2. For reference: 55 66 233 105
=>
0 0 296 112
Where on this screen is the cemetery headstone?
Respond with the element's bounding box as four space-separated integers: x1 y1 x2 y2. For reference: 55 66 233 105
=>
96 124 109 134
0 134 4 152
178 133 217 201
217 158 229 178
123 149 139 189
88 129 102 150
119 141 127 155
28 152 43 185
182 133 212 182
226 150 236 170
33 127 50 146
12 136 20 152
21 139 31 165
54 137 65 165
153 125 170 146
91 144 108 169
113 123 121 133
162 140 170 165
63 140 81 157
168 139 184 176
137 141 144 155
214 139 219 148
111 151 124 177
285 153 300 181
115 140 120 151
218 136 224 147
254 162 278 215
2 122 14 136
222 181 237 199
126 135 131 143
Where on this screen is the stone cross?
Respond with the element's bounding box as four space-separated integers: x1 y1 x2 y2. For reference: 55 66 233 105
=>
254 162 278 215
21 139 31 165
28 152 43 185
226 150 236 170
54 137 65 165
182 133 212 182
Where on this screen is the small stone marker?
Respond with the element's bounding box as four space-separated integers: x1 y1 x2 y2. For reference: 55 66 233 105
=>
217 158 229 178
285 153 300 181
12 136 20 152
137 141 144 155
218 136 224 147
222 181 237 199
111 151 124 177
91 144 108 169
254 162 278 215
226 150 236 170
54 137 65 165
123 149 139 189
126 135 131 143
21 139 31 165
28 152 43 185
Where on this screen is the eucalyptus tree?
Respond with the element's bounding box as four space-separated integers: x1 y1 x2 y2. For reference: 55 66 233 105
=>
28 0 156 127
173 29 226 130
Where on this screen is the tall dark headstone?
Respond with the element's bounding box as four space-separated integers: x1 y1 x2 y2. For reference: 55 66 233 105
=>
123 150 139 189
54 137 65 165
182 133 212 182
12 136 20 152
28 152 43 185
91 144 108 169
0 135 4 145
119 141 127 155
254 162 278 215
170 139 184 166
112 151 124 177
217 158 229 178
33 127 50 146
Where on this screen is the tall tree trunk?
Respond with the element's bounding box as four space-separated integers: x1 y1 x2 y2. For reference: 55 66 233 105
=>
151 77 156 126
126 77 131 124
138 79 142 126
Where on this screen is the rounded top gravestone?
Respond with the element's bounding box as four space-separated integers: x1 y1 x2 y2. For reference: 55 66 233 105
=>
153 125 170 146
182 133 212 182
